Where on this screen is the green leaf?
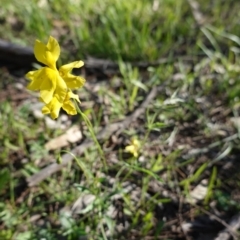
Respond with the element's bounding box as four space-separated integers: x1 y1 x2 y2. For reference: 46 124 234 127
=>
0 168 10 193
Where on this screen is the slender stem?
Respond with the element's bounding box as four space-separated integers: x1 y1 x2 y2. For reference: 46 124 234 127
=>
75 101 107 170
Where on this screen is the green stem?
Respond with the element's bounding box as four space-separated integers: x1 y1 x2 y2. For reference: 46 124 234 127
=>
75 101 107 170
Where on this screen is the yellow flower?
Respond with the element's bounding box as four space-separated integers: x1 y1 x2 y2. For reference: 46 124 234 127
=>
125 138 140 157
25 36 85 119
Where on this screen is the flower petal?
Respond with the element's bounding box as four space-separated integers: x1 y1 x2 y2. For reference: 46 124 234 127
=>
67 91 80 102
59 61 84 73
42 105 50 115
59 61 85 89
34 36 60 69
54 75 68 103
125 145 135 153
63 75 86 89
49 98 62 119
132 139 140 148
46 36 60 63
40 89 54 105
26 67 57 103
26 68 56 103
26 69 42 90
62 100 77 115
42 97 62 119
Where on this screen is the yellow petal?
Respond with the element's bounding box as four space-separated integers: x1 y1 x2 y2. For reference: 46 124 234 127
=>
62 100 77 115
50 98 62 119
59 61 85 89
125 145 135 153
42 97 62 119
42 105 50 115
40 89 54 105
59 61 84 73
34 36 60 69
26 69 42 90
64 75 86 89
46 36 60 62
67 91 80 102
25 69 40 81
27 67 57 104
133 151 138 157
54 75 68 103
61 90 79 115
132 139 140 148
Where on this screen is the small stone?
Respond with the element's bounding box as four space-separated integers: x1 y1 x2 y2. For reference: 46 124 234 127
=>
33 109 44 119
45 117 60 129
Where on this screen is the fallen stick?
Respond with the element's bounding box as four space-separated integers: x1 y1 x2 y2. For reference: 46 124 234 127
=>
0 38 197 74
199 208 240 240
27 86 159 186
0 39 35 68
214 213 240 240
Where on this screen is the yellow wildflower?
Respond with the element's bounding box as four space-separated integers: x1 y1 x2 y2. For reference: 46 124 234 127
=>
125 138 140 157
25 36 85 119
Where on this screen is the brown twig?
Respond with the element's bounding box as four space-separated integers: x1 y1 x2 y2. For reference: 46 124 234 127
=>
200 208 240 240
27 86 159 187
214 213 240 240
